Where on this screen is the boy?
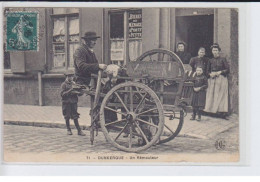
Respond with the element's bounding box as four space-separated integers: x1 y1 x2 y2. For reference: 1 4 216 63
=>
60 70 86 136
190 66 208 121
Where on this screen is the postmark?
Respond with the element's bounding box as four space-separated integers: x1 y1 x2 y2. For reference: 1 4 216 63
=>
6 11 39 51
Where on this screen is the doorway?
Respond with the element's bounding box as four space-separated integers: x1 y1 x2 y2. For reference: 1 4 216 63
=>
176 15 214 58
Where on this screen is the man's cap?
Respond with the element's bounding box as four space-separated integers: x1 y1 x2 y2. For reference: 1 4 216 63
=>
81 31 100 40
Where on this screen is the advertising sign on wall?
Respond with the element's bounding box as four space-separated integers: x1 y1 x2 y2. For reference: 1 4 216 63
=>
128 10 142 39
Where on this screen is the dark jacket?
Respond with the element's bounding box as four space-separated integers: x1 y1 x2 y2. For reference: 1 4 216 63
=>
60 80 78 103
207 56 230 77
189 56 209 75
175 51 192 64
73 44 99 85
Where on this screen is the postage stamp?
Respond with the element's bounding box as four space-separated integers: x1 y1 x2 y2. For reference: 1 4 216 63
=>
6 11 39 51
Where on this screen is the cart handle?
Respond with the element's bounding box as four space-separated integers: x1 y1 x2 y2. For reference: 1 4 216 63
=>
93 70 102 108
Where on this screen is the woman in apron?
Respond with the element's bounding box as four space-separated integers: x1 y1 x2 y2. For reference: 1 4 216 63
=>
204 43 229 119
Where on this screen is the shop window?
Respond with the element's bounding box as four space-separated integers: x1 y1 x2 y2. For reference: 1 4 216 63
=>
51 10 79 70
109 9 142 66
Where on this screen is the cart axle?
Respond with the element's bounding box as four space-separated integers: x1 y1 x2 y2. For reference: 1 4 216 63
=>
126 112 137 122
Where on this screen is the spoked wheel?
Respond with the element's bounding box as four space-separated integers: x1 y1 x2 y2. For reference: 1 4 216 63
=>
100 82 165 153
136 48 185 76
157 109 184 144
136 49 186 144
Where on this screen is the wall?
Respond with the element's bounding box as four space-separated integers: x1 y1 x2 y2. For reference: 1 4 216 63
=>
142 8 160 53
230 9 239 114
216 8 239 113
6 8 47 73
24 8 46 72
42 78 90 106
80 8 103 63
217 9 231 57
4 76 90 106
4 77 39 105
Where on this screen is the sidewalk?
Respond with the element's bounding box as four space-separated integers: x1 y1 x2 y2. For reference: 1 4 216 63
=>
3 104 239 139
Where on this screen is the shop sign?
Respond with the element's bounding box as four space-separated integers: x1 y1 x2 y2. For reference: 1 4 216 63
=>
128 10 142 39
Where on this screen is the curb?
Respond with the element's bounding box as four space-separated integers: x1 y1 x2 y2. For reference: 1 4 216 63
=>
4 120 91 130
4 119 211 140
178 133 210 140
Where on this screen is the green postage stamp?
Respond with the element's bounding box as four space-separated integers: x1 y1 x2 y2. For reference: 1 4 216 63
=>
6 11 39 51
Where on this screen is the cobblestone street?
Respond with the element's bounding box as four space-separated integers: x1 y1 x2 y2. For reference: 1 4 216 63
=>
3 104 240 163
3 124 239 162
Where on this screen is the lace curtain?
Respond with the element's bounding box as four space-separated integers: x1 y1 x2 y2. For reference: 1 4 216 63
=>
68 17 79 67
129 40 142 61
69 43 79 67
53 18 65 39
110 39 124 61
53 17 79 69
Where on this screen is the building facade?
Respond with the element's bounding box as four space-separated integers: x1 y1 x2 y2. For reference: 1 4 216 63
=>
3 7 239 113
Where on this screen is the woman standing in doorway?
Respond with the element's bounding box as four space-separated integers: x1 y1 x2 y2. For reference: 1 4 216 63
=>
204 43 229 119
175 41 192 64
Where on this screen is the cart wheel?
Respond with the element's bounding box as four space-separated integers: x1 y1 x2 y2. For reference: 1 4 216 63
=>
136 48 185 75
136 49 186 143
157 109 184 144
100 82 165 153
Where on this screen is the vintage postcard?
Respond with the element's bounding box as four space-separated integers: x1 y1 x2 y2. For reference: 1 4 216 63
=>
2 3 242 164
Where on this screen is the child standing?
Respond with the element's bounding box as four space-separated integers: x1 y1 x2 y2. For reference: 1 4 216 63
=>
60 71 86 136
190 66 208 121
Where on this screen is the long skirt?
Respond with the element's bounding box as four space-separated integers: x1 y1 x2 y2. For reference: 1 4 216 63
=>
204 75 228 113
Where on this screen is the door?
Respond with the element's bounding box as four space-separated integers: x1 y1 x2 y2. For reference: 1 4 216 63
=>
176 15 214 58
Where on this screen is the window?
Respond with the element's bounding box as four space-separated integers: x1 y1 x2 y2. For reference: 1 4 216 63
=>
51 9 80 70
109 9 142 66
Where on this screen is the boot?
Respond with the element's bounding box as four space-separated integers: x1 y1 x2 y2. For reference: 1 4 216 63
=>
220 113 229 120
67 129 73 135
190 109 196 120
78 130 86 136
197 110 201 121
197 115 201 121
65 119 72 135
74 119 86 136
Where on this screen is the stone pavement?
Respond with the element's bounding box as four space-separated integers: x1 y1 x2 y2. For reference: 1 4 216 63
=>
3 124 239 155
3 104 239 139
3 104 91 130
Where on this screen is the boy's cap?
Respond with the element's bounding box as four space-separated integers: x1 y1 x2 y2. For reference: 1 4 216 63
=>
64 70 75 76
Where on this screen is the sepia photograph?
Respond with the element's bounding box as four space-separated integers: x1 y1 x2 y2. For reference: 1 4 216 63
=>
2 4 240 163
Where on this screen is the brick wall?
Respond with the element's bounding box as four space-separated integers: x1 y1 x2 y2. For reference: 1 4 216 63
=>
4 77 91 107
4 78 39 105
43 78 91 107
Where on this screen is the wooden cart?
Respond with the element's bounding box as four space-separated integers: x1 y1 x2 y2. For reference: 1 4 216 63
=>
87 49 192 153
